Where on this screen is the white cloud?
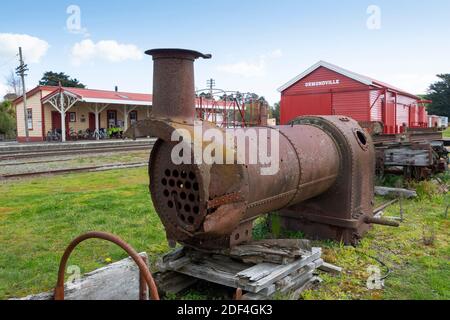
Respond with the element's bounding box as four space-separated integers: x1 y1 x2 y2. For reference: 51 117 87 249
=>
217 49 283 78
71 39 144 66
0 33 49 63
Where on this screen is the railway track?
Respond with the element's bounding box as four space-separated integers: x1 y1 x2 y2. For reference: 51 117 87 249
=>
0 162 148 180
0 142 155 161
1 158 86 167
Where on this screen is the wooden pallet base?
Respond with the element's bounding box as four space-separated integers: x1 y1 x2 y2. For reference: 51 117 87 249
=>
156 240 325 300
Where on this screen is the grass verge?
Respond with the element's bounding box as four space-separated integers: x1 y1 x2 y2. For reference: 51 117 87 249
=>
443 127 450 138
0 169 448 300
0 167 168 299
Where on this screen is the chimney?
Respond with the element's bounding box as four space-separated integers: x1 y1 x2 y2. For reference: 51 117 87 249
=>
115 86 118 92
145 49 211 124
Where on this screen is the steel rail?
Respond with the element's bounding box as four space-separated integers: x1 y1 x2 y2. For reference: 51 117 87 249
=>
0 141 154 155
0 162 148 180
0 144 154 160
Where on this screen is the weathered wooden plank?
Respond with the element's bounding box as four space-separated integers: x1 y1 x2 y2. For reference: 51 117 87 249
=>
15 253 148 300
383 148 431 166
176 260 240 289
156 247 185 271
159 245 323 297
154 271 197 295
236 263 276 282
172 248 322 294
319 262 342 274
236 250 320 284
229 239 311 264
206 255 252 274
375 186 417 198
240 292 267 300
241 275 321 300
167 256 191 271
239 254 294 265
260 259 322 296
244 248 321 293
258 264 315 296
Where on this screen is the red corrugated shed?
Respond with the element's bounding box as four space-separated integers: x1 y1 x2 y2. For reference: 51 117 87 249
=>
278 61 423 134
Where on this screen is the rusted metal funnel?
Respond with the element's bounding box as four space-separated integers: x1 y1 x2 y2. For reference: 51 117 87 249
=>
145 49 211 124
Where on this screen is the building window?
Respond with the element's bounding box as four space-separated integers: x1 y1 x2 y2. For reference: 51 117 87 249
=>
69 112 77 122
27 108 33 130
130 111 138 125
107 110 117 128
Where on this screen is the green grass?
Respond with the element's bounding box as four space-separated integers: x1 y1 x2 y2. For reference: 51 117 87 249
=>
250 174 450 300
299 178 450 300
0 169 449 300
0 168 168 300
443 127 450 138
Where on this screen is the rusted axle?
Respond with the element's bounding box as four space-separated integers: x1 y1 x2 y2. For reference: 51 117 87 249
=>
364 216 400 227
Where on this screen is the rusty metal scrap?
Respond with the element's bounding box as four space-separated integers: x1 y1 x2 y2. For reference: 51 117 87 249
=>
54 231 160 300
144 48 382 250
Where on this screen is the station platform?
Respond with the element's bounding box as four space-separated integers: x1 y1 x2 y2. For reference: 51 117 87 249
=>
0 138 155 153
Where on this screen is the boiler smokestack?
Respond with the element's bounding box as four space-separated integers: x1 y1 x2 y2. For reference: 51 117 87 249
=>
145 49 211 124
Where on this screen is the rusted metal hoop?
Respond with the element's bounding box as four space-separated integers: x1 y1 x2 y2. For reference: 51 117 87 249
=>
54 231 160 300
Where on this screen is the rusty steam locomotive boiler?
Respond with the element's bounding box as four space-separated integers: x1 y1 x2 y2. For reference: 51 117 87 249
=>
143 48 379 250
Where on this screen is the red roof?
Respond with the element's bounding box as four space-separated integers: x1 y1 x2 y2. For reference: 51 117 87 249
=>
12 86 57 105
14 85 152 106
57 87 152 103
278 61 421 100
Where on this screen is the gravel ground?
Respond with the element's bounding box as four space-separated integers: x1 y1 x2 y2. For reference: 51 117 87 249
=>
0 150 150 176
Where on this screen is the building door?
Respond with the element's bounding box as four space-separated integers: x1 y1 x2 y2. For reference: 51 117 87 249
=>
51 111 70 136
89 113 101 131
107 110 117 128
52 111 61 130
281 93 332 124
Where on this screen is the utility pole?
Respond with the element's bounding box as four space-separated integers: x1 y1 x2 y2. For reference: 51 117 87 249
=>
59 82 66 142
206 78 215 96
16 47 29 142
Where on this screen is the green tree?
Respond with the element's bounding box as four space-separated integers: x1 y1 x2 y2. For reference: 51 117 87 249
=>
425 74 450 117
270 102 280 125
39 71 86 88
0 100 16 138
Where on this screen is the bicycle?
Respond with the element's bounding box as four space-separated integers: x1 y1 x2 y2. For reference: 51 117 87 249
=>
92 128 107 140
46 129 62 142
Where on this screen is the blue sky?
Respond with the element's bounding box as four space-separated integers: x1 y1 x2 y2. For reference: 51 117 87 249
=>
0 0 449 103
